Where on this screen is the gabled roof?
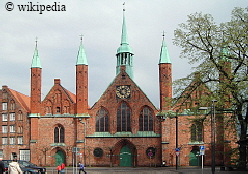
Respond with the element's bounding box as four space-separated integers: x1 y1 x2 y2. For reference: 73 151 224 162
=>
91 69 157 110
173 73 212 110
43 83 76 104
64 88 76 103
8 88 30 111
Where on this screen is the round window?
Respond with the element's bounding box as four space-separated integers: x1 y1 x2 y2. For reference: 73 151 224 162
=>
93 148 103 157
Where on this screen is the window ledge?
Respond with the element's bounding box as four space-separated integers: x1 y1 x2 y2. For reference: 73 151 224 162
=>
188 141 204 145
51 143 66 146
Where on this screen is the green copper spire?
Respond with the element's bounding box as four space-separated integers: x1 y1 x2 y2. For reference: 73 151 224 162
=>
159 33 171 64
76 35 88 65
117 8 133 54
31 38 42 68
116 6 134 79
219 45 230 62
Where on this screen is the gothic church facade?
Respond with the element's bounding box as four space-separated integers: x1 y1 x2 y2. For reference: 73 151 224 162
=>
0 9 237 167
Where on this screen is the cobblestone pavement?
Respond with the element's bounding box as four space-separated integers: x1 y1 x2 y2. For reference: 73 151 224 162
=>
46 167 248 174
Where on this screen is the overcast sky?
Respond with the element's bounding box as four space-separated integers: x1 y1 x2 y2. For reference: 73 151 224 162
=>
0 0 247 108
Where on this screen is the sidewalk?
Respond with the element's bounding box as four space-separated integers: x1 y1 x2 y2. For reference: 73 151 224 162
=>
46 166 248 174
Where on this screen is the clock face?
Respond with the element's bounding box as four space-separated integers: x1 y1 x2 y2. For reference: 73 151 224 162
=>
116 85 131 99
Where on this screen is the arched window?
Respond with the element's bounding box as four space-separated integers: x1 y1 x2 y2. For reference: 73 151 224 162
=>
190 124 203 142
18 111 23 121
10 100 15 110
46 100 52 114
3 90 7 99
117 102 131 132
96 108 109 132
63 100 70 113
56 107 61 113
139 106 153 131
54 125 64 143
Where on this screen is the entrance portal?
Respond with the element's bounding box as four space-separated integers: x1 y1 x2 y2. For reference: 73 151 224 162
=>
120 145 132 167
189 149 199 166
55 150 65 166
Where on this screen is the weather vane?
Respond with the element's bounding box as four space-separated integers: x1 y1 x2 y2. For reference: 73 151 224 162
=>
35 37 38 46
162 31 167 40
123 2 125 11
79 34 84 42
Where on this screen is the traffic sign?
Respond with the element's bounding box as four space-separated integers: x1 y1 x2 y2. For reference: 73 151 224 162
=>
175 148 180 152
200 145 205 156
176 152 180 156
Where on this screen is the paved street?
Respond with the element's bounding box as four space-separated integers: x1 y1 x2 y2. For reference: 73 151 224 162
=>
46 167 248 174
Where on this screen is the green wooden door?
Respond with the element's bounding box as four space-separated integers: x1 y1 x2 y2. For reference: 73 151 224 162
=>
120 145 132 167
189 150 199 166
55 150 65 166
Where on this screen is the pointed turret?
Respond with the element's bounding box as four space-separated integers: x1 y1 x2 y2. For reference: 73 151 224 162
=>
116 7 134 80
76 35 89 115
31 40 42 68
76 35 88 65
158 33 172 111
159 34 171 64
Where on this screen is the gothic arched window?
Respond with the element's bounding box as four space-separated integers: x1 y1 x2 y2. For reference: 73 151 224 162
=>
54 125 64 143
63 100 70 114
117 102 131 132
10 100 15 110
96 108 109 132
18 111 23 121
139 106 153 131
190 124 203 142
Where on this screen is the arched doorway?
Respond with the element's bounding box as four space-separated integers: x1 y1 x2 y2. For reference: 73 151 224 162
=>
189 149 199 166
54 150 65 166
112 139 136 167
120 145 132 167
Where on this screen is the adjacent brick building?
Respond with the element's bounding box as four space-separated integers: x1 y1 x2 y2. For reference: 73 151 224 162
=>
0 10 237 167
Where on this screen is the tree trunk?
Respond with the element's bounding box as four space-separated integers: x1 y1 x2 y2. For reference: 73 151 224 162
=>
238 109 247 170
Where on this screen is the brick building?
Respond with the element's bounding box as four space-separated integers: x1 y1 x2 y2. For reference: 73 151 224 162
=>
0 9 237 167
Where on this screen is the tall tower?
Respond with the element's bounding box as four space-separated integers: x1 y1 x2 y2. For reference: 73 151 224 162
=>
216 45 231 166
76 35 88 115
30 40 42 141
116 7 134 79
158 33 172 111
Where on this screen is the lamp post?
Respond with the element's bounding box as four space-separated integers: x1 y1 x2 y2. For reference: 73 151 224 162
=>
176 109 179 170
211 100 217 174
199 100 217 174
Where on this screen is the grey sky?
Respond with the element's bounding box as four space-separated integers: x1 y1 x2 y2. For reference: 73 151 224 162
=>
0 0 247 108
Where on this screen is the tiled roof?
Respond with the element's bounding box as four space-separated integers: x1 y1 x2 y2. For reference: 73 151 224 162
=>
8 88 30 111
63 88 76 103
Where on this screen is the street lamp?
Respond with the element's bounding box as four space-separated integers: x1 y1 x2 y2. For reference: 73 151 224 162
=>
199 100 217 174
176 109 179 170
211 100 217 174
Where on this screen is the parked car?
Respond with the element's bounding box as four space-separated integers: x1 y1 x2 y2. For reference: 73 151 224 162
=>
3 160 46 174
3 162 8 173
18 160 46 173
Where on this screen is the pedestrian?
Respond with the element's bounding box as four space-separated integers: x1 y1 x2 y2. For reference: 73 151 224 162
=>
78 162 86 174
8 159 23 174
56 164 61 174
0 158 5 174
60 163 65 174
